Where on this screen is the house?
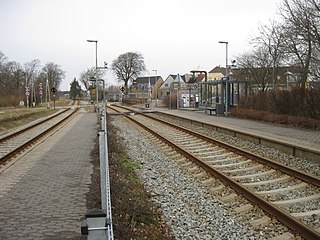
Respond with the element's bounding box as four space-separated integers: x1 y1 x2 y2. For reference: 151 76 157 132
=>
208 66 226 81
129 76 163 99
188 73 205 84
158 74 190 99
158 75 175 99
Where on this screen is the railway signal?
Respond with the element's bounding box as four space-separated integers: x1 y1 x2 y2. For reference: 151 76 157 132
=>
25 87 30 96
51 87 57 109
50 87 57 93
38 83 43 104
120 86 127 95
25 87 30 108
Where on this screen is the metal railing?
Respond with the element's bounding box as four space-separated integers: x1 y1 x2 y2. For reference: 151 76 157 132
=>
99 105 114 239
81 104 114 240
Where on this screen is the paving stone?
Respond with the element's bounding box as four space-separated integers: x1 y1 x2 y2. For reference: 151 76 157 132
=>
0 112 96 239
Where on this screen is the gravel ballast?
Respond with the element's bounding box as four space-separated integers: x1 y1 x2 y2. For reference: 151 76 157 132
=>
111 116 290 239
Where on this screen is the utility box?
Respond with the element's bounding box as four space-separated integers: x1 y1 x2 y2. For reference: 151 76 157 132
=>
81 209 110 240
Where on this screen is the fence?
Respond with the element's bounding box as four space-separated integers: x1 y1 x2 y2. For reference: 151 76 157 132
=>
81 104 114 240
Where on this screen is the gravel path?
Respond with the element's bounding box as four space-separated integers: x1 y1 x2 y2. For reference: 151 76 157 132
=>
112 116 291 239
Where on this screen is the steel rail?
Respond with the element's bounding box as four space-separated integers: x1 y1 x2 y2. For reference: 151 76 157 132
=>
143 113 320 188
155 111 320 162
111 105 320 187
109 105 320 240
0 108 79 164
0 108 69 143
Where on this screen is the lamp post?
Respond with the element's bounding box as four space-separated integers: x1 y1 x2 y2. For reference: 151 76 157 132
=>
87 39 99 121
219 41 229 116
152 69 158 107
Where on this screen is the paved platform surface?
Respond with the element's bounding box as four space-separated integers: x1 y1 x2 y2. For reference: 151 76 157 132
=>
155 108 320 152
0 112 97 239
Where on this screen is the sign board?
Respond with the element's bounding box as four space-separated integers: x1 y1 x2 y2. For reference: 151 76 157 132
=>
51 87 57 93
25 86 30 96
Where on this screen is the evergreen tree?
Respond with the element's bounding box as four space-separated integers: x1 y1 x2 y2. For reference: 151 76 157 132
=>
69 77 82 99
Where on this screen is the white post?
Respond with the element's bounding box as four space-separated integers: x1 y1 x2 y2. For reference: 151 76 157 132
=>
219 41 229 116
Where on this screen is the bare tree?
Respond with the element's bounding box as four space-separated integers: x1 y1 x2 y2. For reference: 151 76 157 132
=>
111 52 146 92
24 59 40 86
253 20 286 87
0 51 7 65
0 55 24 106
0 51 66 106
280 0 319 88
236 46 276 92
41 62 65 89
236 0 320 90
79 66 106 90
24 59 41 104
308 0 320 80
107 84 121 93
0 61 23 98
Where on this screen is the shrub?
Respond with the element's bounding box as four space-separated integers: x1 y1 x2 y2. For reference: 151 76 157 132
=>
0 93 21 107
233 88 320 129
238 88 320 119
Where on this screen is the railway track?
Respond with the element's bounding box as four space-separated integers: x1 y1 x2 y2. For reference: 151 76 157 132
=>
108 104 320 239
0 107 79 169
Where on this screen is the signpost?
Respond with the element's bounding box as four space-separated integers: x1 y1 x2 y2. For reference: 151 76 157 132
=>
51 87 57 109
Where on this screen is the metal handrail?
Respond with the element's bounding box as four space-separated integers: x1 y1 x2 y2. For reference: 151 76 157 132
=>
100 105 114 240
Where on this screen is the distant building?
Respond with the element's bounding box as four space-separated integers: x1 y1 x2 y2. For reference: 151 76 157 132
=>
128 76 163 99
158 74 190 99
208 66 226 81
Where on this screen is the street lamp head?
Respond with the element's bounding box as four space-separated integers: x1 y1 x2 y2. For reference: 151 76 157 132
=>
87 40 98 43
218 41 228 44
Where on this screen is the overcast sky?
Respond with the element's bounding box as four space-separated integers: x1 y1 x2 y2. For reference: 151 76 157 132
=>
0 0 282 90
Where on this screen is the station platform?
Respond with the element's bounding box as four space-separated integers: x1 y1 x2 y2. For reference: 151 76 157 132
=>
0 112 97 239
153 107 320 154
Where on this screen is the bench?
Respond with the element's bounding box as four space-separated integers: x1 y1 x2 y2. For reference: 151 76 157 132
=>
199 105 217 116
207 108 217 115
